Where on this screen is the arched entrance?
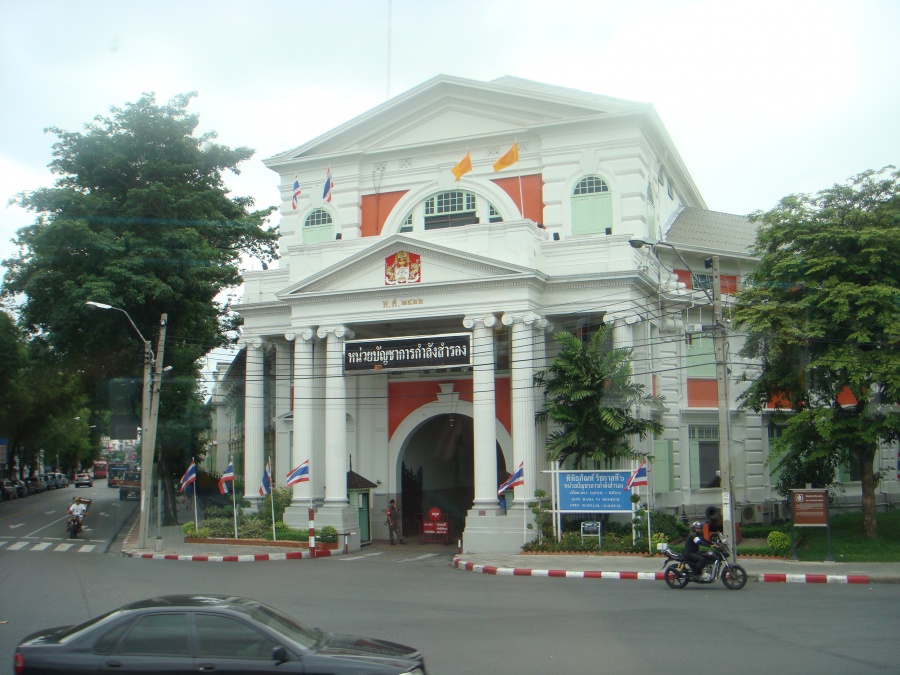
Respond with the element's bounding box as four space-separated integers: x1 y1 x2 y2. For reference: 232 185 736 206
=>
398 413 508 538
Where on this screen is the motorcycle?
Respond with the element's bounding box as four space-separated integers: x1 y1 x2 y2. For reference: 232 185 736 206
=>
66 514 82 539
660 534 748 590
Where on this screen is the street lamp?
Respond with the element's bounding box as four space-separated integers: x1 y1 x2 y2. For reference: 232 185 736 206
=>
629 238 736 560
85 301 167 550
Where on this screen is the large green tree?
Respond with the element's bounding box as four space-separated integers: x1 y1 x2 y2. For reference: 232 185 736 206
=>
2 93 279 512
535 324 664 468
734 167 900 538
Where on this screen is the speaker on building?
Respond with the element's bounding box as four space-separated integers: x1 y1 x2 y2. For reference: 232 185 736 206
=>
552 232 560 241
605 227 612 235
705 505 721 520
335 233 342 240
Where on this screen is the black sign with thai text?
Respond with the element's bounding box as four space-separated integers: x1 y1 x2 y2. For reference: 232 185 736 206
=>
344 333 471 373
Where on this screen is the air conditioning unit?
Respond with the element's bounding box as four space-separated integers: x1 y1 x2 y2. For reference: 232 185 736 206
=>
741 504 763 524
685 323 705 333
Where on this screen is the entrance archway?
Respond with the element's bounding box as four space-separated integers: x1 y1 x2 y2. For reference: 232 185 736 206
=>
397 413 508 537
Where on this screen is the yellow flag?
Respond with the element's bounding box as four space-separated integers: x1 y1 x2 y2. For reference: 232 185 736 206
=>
451 151 472 181
493 142 518 172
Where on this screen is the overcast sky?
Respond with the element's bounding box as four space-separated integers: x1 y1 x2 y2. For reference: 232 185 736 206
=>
2 0 897 272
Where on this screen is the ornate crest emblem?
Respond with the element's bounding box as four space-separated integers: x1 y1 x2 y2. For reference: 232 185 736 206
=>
385 250 421 285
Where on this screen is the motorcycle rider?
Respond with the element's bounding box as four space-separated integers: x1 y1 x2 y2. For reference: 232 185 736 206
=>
683 521 714 578
68 499 86 531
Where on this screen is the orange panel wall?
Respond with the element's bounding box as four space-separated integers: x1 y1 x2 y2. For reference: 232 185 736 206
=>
490 174 544 224
361 190 408 237
388 378 511 439
687 379 718 408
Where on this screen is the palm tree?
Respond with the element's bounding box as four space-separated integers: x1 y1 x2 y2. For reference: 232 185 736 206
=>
535 324 664 467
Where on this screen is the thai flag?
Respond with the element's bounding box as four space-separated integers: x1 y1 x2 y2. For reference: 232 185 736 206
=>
218 459 235 495
292 177 301 210
322 166 333 203
625 460 648 490
179 461 197 493
498 462 524 496
259 459 272 496
286 459 310 487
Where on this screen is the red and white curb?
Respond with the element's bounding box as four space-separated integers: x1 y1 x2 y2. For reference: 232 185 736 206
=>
123 549 343 562
453 558 873 584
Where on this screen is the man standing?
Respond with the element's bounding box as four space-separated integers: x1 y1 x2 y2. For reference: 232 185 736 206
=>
387 499 406 544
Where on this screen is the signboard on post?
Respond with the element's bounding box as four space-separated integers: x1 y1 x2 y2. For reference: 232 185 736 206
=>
789 488 833 562
557 470 633 513
791 489 828 527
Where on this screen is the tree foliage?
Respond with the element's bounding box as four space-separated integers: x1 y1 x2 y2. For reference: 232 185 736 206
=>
733 167 900 538
535 325 664 468
1 93 279 512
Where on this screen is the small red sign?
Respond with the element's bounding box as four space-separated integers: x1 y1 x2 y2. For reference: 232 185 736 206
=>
422 521 449 535
428 507 443 521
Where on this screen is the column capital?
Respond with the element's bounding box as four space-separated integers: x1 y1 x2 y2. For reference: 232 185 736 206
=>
239 336 265 349
463 314 497 330
316 325 354 340
500 311 544 327
286 327 316 342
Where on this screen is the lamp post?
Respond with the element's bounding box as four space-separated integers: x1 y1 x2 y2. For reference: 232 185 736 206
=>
85 301 167 550
628 238 736 560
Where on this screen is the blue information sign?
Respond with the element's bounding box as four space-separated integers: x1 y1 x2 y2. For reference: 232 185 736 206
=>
558 470 633 513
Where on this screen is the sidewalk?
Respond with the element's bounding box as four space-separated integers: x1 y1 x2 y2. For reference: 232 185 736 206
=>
118 515 900 583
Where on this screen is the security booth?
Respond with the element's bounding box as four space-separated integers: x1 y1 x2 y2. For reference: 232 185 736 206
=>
418 507 452 544
348 470 378 544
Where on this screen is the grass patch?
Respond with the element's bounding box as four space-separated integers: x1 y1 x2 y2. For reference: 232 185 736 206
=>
793 510 900 562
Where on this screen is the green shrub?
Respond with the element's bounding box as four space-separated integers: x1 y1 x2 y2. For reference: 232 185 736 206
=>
239 517 273 540
318 525 338 543
767 530 791 553
205 517 236 538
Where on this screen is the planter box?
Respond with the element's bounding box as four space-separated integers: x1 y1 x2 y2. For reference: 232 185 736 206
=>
184 537 337 550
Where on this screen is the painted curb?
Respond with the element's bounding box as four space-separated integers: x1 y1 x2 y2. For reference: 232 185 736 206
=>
122 548 343 562
452 558 874 584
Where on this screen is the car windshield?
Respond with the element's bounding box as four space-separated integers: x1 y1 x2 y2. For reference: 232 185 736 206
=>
249 604 321 649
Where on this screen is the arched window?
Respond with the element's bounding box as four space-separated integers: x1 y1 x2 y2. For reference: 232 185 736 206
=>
303 208 333 244
399 190 503 233
572 176 612 235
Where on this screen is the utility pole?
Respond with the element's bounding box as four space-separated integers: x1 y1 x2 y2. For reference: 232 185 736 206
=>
709 256 736 561
138 314 168 550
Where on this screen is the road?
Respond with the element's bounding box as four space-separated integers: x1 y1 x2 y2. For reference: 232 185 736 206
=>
1 530 897 674
0 481 136 555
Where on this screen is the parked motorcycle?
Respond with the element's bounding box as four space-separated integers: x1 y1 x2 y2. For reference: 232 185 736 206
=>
660 534 748 590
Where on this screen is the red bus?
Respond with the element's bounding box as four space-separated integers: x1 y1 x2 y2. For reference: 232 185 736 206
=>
92 460 108 479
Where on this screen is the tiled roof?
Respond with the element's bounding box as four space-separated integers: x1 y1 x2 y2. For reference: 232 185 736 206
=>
347 470 378 490
664 206 758 255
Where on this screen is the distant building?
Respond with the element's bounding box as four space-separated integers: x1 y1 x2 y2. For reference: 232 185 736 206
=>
208 75 897 552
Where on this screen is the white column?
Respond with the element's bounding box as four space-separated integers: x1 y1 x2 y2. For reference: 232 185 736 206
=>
287 328 315 504
501 312 543 505
317 325 354 507
463 314 498 509
243 338 265 500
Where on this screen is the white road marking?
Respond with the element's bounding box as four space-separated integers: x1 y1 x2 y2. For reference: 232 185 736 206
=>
31 542 51 551
78 545 96 553
55 543 74 551
398 553 439 562
9 523 23 529
9 542 27 550
340 552 385 562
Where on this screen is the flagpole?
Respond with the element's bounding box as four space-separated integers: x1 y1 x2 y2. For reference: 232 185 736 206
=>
231 458 238 539
270 479 277 541
191 458 198 533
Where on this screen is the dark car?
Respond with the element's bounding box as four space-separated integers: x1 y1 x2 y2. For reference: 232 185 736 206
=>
13 479 29 498
0 479 17 501
14 594 427 674
25 477 44 494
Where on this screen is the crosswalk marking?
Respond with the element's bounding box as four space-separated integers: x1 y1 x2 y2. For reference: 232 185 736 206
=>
78 544 96 553
31 542 51 551
9 542 27 550
55 543 74 551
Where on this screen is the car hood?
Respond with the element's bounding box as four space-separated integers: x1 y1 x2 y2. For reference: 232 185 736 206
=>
317 632 423 665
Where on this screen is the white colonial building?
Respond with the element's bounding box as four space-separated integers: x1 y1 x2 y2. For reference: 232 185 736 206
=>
208 75 898 553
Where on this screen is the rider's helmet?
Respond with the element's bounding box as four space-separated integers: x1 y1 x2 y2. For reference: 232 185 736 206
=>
691 521 703 531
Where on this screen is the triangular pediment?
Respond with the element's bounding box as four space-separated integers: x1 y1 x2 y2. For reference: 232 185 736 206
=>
277 235 541 299
266 75 645 164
